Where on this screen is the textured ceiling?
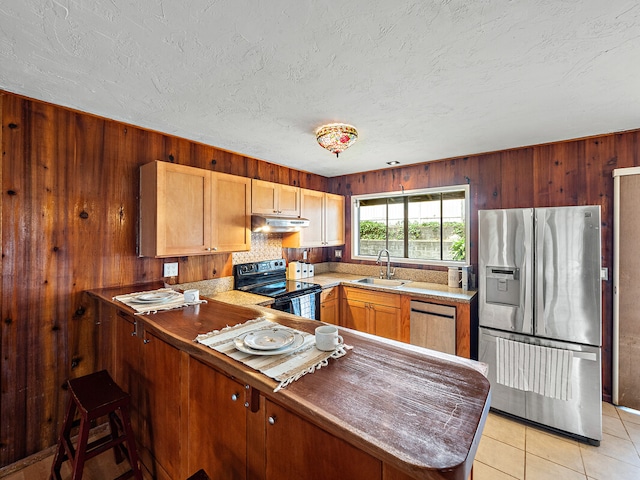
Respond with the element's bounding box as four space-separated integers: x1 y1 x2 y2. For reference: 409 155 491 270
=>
1 1 639 177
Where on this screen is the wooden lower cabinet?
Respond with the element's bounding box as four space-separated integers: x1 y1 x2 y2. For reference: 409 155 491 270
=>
341 287 402 341
113 312 145 445
340 287 476 358
264 400 381 480
188 358 247 479
112 312 184 480
111 312 424 480
319 287 339 324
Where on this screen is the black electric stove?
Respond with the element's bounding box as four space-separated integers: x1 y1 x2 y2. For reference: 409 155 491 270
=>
233 259 322 319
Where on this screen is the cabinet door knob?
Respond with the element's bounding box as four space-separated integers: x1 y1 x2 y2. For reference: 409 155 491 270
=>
268 415 277 425
143 338 151 344
231 393 239 401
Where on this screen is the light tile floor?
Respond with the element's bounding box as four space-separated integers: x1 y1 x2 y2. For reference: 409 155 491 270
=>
474 402 640 480
2 403 639 479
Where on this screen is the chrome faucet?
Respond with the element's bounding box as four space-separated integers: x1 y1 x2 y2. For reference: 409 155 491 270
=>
376 249 395 279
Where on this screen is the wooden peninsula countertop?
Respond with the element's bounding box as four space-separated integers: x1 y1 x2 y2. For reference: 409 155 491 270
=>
88 284 491 480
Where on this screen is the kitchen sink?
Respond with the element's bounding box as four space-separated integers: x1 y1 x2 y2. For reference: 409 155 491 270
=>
353 277 409 288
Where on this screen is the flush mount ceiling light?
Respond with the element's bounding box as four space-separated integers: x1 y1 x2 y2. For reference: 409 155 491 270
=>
315 123 358 157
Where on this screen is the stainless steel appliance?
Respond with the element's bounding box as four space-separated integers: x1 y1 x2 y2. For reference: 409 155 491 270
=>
251 215 309 232
234 259 322 319
410 301 456 354
478 206 602 445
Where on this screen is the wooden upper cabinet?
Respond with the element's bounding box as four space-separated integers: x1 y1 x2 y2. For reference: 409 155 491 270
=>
251 179 300 217
212 172 251 252
139 161 250 257
297 188 324 246
282 189 345 248
324 192 345 246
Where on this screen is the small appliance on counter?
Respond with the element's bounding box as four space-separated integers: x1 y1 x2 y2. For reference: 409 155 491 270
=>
234 259 321 319
287 261 302 279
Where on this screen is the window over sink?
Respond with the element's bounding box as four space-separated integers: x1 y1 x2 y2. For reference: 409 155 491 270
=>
351 184 469 266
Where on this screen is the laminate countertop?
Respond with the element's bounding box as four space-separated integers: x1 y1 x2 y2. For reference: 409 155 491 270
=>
187 273 477 308
88 283 490 480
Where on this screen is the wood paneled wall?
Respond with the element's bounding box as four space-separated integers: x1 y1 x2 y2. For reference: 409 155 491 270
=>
2 89 638 467
0 92 330 467
329 130 640 406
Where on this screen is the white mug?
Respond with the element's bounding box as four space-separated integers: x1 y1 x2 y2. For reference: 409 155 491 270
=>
315 325 344 351
184 289 199 303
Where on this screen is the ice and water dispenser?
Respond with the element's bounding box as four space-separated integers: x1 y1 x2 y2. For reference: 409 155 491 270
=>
485 266 520 306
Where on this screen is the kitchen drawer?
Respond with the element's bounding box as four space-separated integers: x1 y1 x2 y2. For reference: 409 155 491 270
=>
321 286 338 303
342 287 401 308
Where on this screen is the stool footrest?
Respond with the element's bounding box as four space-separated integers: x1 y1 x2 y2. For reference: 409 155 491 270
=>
84 432 129 461
112 470 137 480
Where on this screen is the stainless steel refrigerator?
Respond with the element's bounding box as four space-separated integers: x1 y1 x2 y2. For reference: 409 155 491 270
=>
478 206 602 445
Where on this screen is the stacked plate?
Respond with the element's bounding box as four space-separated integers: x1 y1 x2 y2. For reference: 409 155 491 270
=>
234 328 305 356
128 291 180 304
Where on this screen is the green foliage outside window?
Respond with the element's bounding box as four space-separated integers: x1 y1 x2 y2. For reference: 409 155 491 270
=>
450 222 466 261
359 220 465 260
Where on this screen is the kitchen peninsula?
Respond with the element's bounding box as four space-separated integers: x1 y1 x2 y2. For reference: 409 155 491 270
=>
88 284 490 480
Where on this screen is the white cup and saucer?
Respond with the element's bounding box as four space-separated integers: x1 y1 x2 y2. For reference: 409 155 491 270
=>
315 325 344 351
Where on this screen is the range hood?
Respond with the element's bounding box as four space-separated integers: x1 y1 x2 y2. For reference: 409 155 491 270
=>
251 215 310 233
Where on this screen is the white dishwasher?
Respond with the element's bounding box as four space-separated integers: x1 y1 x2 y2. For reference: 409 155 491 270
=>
410 301 456 355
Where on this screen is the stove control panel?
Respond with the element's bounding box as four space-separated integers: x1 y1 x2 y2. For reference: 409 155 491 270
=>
235 259 286 276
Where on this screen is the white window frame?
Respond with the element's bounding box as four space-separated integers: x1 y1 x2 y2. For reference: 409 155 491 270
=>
351 184 470 267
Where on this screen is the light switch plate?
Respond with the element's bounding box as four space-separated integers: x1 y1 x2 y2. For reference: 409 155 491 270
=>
163 262 178 277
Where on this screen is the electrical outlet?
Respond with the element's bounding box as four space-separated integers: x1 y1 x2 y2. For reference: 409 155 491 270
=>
163 262 178 277
335 249 342 258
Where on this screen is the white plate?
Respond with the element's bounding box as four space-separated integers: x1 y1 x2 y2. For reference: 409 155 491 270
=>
129 291 180 304
234 332 305 356
243 328 296 350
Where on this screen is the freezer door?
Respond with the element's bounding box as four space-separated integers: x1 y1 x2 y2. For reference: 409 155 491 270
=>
535 206 602 345
479 328 526 417
525 335 602 443
480 327 602 443
479 208 534 334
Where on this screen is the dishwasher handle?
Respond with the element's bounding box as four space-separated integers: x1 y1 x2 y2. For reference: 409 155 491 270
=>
410 307 455 319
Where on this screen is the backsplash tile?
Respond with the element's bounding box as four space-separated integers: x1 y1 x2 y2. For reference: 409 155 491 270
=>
328 262 448 284
232 232 283 264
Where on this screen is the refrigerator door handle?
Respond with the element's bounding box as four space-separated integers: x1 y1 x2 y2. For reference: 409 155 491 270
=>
572 351 598 361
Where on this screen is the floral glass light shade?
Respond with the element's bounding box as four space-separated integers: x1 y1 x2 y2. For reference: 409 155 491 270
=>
315 123 358 157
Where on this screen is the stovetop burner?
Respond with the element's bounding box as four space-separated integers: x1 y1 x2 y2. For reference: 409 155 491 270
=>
245 280 321 298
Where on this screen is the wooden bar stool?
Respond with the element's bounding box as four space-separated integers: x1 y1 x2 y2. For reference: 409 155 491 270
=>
50 370 142 480
187 469 211 480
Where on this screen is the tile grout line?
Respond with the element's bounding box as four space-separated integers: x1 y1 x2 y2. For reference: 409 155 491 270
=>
523 425 528 479
617 405 640 460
